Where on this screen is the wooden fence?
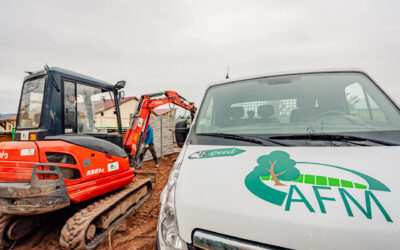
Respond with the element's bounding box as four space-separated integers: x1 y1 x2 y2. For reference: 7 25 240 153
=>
0 132 12 142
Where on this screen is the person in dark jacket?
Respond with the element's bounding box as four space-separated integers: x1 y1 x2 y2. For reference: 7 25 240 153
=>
140 125 159 167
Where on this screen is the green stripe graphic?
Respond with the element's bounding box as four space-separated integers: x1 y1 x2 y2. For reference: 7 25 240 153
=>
261 174 368 190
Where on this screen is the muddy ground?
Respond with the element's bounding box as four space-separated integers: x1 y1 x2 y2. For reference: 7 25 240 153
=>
12 153 177 250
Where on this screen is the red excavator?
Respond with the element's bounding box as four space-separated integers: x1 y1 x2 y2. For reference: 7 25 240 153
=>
0 67 195 249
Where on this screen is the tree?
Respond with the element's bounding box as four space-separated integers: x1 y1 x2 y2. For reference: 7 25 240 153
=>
256 151 300 186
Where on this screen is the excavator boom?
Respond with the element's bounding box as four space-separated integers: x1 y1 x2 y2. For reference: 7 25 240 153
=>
123 91 196 167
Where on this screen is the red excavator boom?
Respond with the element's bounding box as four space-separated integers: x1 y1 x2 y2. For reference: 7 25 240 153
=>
124 91 196 167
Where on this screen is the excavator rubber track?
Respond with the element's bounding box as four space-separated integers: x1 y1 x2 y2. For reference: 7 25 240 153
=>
0 213 42 249
59 178 152 250
0 213 14 249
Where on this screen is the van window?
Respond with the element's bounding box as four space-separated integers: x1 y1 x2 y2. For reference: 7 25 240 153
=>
231 99 297 122
195 72 400 136
345 82 386 122
366 93 386 122
197 96 214 130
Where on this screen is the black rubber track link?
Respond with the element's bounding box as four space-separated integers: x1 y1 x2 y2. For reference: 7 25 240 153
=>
0 213 15 249
59 178 152 250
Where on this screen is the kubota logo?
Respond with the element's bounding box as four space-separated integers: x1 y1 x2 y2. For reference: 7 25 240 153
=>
244 150 393 222
0 150 8 160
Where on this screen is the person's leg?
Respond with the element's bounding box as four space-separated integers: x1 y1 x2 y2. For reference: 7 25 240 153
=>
139 147 148 162
148 144 159 167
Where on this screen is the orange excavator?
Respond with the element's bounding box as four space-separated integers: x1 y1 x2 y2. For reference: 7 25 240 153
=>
0 67 195 249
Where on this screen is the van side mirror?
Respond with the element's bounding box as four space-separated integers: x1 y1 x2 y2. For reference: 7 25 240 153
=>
175 120 190 148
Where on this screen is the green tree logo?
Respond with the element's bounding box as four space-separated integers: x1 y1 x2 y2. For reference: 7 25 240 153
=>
256 151 300 186
245 150 393 223
245 150 390 207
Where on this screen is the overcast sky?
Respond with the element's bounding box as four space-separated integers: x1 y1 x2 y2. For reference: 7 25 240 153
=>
0 0 399 113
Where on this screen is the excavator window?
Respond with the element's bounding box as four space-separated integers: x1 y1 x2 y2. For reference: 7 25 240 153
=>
17 76 46 129
76 84 104 133
63 80 116 134
64 81 77 133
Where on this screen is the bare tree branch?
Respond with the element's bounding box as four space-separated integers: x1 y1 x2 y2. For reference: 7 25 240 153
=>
263 167 271 174
275 170 287 177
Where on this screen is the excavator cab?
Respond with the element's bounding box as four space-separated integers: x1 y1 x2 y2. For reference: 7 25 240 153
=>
15 67 125 147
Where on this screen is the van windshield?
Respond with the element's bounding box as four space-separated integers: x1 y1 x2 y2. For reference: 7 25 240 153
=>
195 72 400 145
17 77 46 129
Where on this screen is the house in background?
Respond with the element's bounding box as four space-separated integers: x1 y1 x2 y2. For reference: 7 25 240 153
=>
93 95 179 161
94 96 139 132
0 114 17 132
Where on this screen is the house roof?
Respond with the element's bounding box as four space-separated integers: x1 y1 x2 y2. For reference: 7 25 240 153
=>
0 114 17 122
94 96 138 114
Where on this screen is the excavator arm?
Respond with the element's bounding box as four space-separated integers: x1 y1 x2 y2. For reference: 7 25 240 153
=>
123 91 196 167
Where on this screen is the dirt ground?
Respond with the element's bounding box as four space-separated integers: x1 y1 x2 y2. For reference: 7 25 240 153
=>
12 153 177 250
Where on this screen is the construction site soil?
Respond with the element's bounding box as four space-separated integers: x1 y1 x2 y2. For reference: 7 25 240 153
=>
11 153 178 250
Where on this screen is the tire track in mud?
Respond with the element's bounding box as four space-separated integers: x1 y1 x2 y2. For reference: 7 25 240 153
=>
97 154 176 250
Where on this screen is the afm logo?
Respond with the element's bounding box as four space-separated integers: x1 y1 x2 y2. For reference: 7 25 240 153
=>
0 151 8 160
245 150 393 223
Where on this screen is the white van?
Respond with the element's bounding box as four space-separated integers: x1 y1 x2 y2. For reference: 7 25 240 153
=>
157 70 400 249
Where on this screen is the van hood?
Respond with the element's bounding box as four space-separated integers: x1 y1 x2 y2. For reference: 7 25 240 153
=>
175 145 400 249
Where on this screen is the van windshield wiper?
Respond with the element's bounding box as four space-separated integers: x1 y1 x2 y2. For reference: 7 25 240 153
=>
269 134 397 146
197 133 287 146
